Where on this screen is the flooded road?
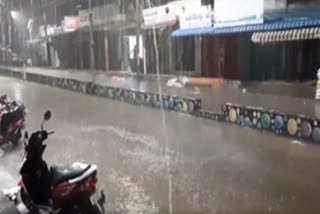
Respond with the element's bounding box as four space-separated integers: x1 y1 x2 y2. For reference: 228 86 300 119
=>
1 77 320 214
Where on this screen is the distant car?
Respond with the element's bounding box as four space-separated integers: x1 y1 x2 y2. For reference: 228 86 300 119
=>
0 95 26 146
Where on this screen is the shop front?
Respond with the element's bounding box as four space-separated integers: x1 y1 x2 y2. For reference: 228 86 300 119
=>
172 1 320 81
78 3 137 72
142 3 177 74
142 0 202 75
39 3 137 71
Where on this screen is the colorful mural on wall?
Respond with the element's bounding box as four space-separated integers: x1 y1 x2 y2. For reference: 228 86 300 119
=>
222 103 320 143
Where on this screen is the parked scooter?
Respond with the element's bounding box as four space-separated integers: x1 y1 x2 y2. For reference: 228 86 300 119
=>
0 95 26 146
6 110 105 214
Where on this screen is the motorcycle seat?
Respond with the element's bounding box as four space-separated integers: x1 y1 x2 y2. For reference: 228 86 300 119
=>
50 163 90 187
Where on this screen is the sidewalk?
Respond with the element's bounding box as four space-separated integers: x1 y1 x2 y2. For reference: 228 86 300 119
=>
2 66 318 118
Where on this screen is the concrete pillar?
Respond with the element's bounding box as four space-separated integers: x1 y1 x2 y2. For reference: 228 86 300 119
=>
8 0 12 48
104 33 109 72
89 0 95 72
0 4 6 63
195 36 202 75
135 0 141 74
168 27 173 74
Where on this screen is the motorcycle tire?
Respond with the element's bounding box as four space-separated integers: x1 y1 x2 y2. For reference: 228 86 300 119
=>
20 188 38 213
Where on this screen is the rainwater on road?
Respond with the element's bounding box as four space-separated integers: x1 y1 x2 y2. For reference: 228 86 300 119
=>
0 77 320 214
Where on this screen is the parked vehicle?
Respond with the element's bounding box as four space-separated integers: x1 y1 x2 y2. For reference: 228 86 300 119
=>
0 95 26 146
7 110 105 214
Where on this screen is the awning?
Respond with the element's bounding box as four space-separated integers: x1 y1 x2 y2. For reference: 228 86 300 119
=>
26 38 45 45
26 31 74 44
172 19 320 37
251 27 320 43
172 8 320 37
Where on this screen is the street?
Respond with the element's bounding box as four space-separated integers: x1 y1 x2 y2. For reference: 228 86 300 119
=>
1 76 320 214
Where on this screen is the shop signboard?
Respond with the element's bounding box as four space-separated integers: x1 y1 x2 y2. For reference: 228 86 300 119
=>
169 0 201 10
214 0 264 28
39 25 64 37
79 10 90 27
143 4 177 29
78 4 125 28
179 5 213 29
62 16 81 31
93 4 125 25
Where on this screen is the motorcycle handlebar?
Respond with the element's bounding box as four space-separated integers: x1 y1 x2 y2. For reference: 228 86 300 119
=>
47 130 55 135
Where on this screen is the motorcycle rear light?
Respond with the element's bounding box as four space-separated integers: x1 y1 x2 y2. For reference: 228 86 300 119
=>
89 176 97 189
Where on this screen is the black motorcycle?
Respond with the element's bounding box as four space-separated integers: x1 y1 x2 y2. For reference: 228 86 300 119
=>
6 110 105 214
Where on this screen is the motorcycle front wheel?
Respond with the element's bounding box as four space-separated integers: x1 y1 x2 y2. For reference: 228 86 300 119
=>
92 202 105 214
20 188 38 213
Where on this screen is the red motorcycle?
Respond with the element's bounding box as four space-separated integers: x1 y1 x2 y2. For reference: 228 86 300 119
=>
0 95 26 146
17 111 105 213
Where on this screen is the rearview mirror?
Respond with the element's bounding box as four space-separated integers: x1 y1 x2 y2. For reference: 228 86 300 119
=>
44 110 51 121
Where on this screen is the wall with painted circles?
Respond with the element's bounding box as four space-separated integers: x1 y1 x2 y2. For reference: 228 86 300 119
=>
222 103 320 144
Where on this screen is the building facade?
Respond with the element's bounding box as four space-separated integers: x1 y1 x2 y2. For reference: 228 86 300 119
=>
173 0 320 81
2 0 320 81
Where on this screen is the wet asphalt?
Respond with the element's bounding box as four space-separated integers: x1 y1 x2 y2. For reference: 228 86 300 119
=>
1 77 320 214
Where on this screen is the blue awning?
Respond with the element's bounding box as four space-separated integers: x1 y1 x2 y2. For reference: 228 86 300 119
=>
172 8 320 37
